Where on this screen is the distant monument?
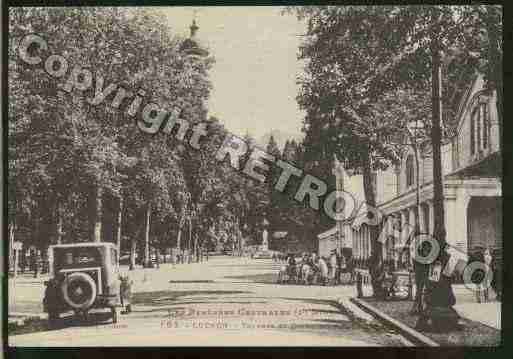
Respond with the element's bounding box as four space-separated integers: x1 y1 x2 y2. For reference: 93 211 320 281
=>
261 229 269 251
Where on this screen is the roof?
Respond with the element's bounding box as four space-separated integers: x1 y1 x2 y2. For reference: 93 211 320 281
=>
445 151 501 179
50 242 117 249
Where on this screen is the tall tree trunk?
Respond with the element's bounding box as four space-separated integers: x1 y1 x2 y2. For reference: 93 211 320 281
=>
418 25 459 331
9 221 15 272
362 149 383 298
129 237 136 270
116 196 123 263
144 203 151 267
56 201 63 244
188 217 192 256
194 233 198 262
431 36 446 251
94 185 103 242
176 225 182 253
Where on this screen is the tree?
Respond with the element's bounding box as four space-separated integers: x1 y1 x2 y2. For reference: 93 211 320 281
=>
8 8 213 270
290 5 497 303
291 6 422 297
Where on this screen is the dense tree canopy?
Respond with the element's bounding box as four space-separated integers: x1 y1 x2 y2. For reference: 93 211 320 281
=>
8 7 270 266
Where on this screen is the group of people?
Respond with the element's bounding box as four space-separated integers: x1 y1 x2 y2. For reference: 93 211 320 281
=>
281 250 353 285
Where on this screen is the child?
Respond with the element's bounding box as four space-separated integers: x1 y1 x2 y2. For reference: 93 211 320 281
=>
119 274 133 314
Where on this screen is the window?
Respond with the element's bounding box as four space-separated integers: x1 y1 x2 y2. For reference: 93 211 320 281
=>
476 107 481 152
406 155 415 187
470 109 475 154
471 101 489 155
395 168 400 195
483 104 489 149
55 247 101 269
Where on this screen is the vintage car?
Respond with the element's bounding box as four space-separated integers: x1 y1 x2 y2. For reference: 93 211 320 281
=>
43 242 121 325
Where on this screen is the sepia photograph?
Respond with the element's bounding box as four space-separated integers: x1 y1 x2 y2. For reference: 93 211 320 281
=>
5 4 502 348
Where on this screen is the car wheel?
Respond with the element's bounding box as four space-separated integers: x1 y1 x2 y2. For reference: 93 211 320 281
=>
61 272 97 310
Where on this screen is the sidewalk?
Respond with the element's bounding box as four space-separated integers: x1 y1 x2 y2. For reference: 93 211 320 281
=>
454 302 500 330
348 283 501 346
452 284 501 329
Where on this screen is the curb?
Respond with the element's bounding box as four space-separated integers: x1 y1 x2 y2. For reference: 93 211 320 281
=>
9 312 47 320
350 297 439 347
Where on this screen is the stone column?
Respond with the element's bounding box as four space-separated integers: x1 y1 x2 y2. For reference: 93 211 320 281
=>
409 207 416 234
382 216 388 261
428 201 435 235
445 197 466 252
400 210 408 246
418 203 426 233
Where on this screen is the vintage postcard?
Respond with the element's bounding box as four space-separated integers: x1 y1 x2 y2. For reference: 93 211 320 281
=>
6 4 502 348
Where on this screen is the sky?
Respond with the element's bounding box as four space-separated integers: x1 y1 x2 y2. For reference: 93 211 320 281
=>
159 6 306 140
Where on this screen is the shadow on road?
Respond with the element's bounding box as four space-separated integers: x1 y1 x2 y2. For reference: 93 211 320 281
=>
10 310 117 336
222 273 276 284
279 297 340 307
211 264 283 269
132 290 252 306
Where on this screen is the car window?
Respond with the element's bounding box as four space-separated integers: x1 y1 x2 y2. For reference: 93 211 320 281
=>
55 247 102 269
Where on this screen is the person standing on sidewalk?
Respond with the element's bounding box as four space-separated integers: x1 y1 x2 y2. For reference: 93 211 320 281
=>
483 248 492 302
155 248 161 269
474 250 486 303
33 250 41 279
329 250 338 286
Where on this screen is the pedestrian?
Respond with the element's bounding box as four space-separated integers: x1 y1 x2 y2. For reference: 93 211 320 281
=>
286 254 296 279
473 250 486 303
337 251 345 285
310 252 317 266
483 248 492 302
329 250 338 285
33 250 41 279
20 252 26 274
119 273 133 314
155 249 160 269
491 250 501 301
318 256 329 285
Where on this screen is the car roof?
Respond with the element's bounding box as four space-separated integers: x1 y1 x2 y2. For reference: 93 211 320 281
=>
50 242 117 249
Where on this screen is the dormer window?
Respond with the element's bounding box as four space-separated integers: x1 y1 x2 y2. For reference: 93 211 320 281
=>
406 155 415 188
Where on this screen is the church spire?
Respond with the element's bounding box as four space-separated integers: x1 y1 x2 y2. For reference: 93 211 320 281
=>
180 11 209 57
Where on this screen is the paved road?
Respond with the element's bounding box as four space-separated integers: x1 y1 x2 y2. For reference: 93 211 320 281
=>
9 256 408 346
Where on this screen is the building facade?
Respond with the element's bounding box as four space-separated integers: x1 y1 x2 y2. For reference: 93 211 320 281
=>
321 73 502 271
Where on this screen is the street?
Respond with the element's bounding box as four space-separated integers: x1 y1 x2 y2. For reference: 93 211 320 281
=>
9 256 409 346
